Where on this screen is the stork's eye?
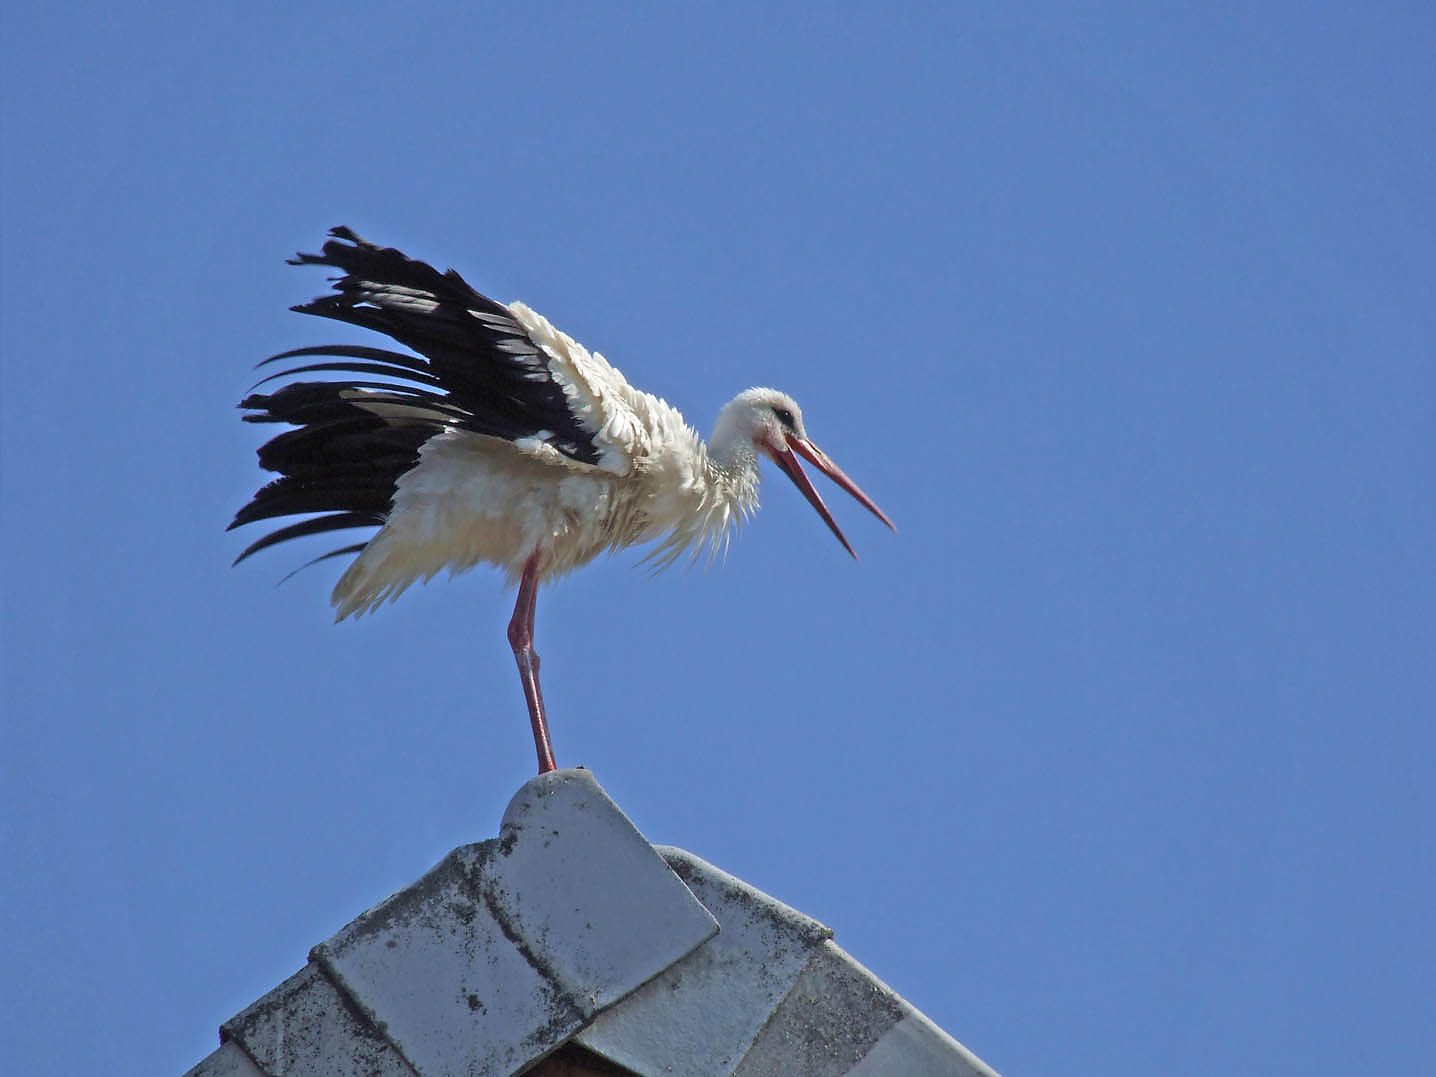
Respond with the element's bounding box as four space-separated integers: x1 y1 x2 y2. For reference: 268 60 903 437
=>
772 406 796 429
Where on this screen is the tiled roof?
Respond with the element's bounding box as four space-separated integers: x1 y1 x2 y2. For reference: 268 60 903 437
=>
185 770 998 1076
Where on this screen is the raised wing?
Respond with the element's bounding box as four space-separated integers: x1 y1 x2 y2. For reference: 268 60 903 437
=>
284 226 605 462
230 227 646 567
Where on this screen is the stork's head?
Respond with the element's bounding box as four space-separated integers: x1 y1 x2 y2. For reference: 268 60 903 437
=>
715 388 895 558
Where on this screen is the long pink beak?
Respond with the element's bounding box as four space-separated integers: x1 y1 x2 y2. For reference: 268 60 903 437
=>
768 436 896 558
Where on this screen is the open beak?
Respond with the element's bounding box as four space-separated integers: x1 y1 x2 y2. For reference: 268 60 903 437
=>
768 436 896 559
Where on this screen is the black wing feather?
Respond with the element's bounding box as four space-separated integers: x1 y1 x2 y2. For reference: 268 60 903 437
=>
256 344 438 376
231 227 601 574
232 512 382 566
287 227 599 462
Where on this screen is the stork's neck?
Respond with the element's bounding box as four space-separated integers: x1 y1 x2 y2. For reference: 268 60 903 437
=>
703 430 763 511
705 412 763 509
647 408 759 570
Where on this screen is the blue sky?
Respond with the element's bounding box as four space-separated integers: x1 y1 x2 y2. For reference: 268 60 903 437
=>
3 4 1432 1074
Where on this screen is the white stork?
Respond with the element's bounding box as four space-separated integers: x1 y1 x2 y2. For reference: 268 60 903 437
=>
232 228 894 773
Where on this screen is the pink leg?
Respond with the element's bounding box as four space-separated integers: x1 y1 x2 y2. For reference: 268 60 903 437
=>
508 551 557 774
